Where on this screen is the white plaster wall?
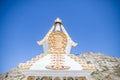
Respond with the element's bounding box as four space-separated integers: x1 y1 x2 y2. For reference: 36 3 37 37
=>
30 54 83 70
43 40 49 54
65 41 72 54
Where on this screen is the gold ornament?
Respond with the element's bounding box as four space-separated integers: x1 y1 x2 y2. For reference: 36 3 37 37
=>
48 31 67 54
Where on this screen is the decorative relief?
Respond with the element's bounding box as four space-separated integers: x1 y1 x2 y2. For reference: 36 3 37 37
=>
48 31 67 54
45 54 70 70
46 31 70 70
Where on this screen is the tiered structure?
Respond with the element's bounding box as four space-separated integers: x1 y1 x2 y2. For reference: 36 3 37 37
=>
18 18 95 80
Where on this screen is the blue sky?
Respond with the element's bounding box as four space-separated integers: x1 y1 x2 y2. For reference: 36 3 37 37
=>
0 0 120 74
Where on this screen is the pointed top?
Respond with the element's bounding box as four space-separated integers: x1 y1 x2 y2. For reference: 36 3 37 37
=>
54 17 62 23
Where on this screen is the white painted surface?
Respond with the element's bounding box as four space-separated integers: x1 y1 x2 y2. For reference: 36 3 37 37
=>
65 41 72 54
55 23 61 31
21 70 93 77
30 54 82 70
43 40 49 54
30 54 51 70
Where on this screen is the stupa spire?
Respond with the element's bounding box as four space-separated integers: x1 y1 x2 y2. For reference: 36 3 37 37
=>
54 18 62 31
54 17 62 23
37 18 77 54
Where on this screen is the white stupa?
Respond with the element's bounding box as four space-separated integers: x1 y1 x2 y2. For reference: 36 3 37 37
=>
18 18 95 80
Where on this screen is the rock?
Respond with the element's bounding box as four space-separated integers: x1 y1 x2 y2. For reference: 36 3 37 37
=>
0 68 25 80
78 52 120 80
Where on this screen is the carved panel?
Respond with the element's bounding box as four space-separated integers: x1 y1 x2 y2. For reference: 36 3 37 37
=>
48 31 67 54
